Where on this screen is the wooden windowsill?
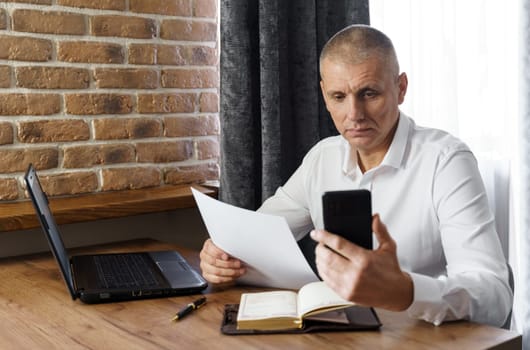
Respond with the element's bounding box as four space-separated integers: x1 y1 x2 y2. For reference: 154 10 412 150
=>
0 184 217 232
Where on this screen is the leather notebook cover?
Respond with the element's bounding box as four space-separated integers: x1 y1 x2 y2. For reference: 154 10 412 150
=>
220 304 382 335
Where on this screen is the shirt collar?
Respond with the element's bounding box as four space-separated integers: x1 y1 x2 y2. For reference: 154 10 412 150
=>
341 138 357 175
341 111 410 174
381 111 410 169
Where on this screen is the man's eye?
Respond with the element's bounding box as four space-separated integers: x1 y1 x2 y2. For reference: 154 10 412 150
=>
332 94 345 101
362 90 378 98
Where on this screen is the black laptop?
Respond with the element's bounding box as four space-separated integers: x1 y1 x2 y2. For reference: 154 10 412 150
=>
24 164 208 304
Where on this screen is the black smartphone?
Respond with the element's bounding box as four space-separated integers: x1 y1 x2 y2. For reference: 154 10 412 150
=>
322 189 373 250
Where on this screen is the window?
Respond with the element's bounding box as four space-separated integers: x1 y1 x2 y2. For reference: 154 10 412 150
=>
370 0 518 159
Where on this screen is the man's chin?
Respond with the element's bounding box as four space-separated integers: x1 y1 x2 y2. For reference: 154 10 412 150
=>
342 135 375 149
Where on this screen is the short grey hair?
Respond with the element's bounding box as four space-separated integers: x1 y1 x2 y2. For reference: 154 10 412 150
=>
319 24 399 77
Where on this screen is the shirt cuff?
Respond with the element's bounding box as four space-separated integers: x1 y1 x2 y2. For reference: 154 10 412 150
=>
406 272 445 326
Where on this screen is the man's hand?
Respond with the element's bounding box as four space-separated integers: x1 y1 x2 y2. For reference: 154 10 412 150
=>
199 239 246 284
311 214 413 311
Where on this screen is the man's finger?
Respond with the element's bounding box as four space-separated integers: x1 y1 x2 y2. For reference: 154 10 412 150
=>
311 229 365 258
371 214 395 249
203 239 230 260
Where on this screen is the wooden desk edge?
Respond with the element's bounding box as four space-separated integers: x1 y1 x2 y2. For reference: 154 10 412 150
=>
0 239 521 350
0 184 217 232
489 335 523 350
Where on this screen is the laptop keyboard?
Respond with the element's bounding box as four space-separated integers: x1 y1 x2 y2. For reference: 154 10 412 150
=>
93 254 160 289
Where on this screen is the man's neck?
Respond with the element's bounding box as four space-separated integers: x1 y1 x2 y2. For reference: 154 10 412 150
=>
356 119 399 173
357 150 386 173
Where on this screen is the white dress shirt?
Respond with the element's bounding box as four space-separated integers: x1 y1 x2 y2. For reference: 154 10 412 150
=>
258 113 512 327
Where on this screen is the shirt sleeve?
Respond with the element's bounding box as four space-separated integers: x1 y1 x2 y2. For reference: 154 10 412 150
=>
257 159 314 241
406 149 513 327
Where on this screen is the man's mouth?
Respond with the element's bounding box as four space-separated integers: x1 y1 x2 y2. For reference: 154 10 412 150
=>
345 127 372 136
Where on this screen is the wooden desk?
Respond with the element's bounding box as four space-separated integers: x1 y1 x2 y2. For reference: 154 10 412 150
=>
0 240 521 349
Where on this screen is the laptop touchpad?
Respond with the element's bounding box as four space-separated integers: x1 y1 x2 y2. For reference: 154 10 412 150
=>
156 261 203 286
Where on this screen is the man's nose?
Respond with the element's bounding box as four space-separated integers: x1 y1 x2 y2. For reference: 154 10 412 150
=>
345 96 364 121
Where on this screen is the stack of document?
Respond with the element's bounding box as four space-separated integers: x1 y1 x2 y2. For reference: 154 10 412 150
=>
192 189 319 289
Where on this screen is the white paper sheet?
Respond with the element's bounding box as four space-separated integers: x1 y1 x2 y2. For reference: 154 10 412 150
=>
191 188 319 289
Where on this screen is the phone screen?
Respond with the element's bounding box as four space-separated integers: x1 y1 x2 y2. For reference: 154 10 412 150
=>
322 189 372 250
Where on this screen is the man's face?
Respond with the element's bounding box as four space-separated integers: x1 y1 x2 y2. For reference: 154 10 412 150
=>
320 57 407 156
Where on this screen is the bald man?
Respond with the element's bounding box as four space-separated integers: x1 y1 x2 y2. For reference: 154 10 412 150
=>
199 25 512 327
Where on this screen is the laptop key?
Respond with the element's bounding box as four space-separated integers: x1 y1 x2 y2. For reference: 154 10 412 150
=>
94 254 160 289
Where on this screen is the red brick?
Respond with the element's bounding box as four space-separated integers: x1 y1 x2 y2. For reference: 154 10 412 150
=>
196 138 219 160
164 115 219 137
199 92 218 112
137 93 195 114
0 35 52 62
128 44 157 65
13 9 86 35
0 66 11 88
63 144 135 168
58 41 124 64
0 94 61 116
128 44 216 66
194 0 217 18
0 9 7 30
185 46 217 65
128 44 186 66
160 19 216 41
0 178 19 201
57 0 126 11
136 141 193 163
101 167 161 191
91 15 156 39
18 120 89 143
164 163 219 185
65 94 133 115
0 148 58 173
39 172 98 196
94 68 158 89
0 122 14 145
157 45 187 65
16 67 89 89
94 118 162 140
130 0 191 16
161 68 218 88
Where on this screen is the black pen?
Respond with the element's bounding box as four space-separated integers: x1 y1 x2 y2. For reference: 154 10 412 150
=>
171 297 207 321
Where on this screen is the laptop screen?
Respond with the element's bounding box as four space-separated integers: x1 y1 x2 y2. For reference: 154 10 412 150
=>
24 164 77 299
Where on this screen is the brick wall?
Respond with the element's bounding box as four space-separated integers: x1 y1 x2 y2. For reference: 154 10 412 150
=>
0 0 219 201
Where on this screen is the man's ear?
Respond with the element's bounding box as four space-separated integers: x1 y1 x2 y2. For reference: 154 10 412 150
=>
397 73 408 105
320 80 329 108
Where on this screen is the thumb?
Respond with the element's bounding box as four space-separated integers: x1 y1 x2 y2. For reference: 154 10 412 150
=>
372 213 395 250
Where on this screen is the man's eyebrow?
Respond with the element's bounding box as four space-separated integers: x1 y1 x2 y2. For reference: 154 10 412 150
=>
357 86 378 95
325 89 347 99
326 89 344 95
326 84 377 96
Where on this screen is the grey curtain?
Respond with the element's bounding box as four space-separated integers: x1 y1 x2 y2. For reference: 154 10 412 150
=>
220 0 370 209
